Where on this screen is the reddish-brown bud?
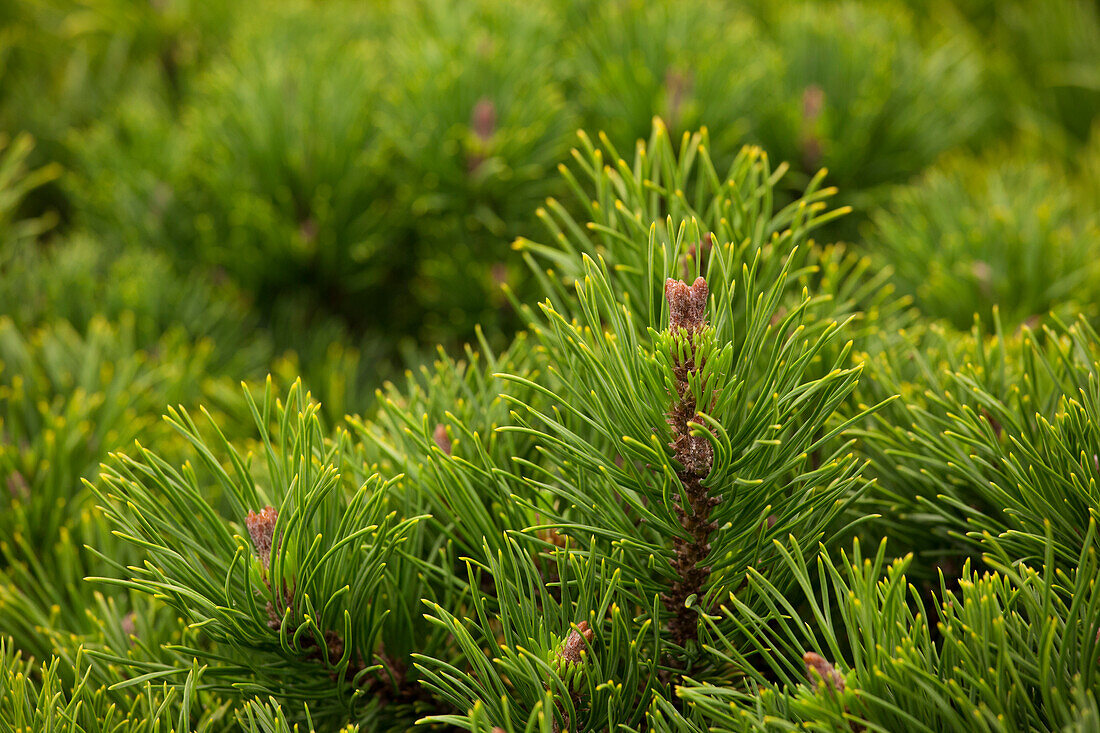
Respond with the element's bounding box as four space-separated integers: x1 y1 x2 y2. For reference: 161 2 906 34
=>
664 68 693 130
247 506 278 568
802 84 825 121
981 407 1002 437
803 651 845 693
298 217 318 244
558 621 595 665
433 423 452 455
800 85 826 170
6 470 28 501
472 97 497 142
665 277 708 332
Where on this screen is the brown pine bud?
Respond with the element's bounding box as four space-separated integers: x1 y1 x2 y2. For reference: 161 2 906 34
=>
980 407 1002 438
802 84 825 121
246 506 278 568
664 68 693 131
803 651 845 693
558 621 595 665
121 611 136 643
472 97 497 142
6 470 28 500
665 277 708 332
800 85 826 171
433 423 452 455
298 217 318 245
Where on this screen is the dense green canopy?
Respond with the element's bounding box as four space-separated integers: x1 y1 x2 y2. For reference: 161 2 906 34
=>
2 1 1100 730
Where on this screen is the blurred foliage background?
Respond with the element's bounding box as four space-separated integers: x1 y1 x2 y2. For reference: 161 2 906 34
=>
3 0 1098 408
2 0 1098 523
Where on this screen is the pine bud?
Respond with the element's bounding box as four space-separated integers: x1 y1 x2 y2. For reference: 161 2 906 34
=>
980 407 1002 437
802 84 825 121
298 217 318 244
6 470 28 501
433 423 452 455
800 85 825 171
246 506 278 568
803 651 845 693
558 621 595 665
472 97 497 142
664 68 692 131
665 277 708 332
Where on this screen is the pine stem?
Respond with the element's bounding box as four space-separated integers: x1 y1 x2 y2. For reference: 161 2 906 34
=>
660 277 719 652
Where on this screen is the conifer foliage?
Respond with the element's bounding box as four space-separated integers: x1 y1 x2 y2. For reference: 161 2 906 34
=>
3 2 1100 723
7 124 883 730
5 104 1100 727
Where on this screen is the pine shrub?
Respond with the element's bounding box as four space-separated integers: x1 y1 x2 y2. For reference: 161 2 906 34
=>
26 122 1094 731
870 150 1100 330
3 1 1100 730
749 0 990 198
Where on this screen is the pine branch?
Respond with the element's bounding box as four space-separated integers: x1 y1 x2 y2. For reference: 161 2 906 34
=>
88 379 427 727
661 276 720 652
